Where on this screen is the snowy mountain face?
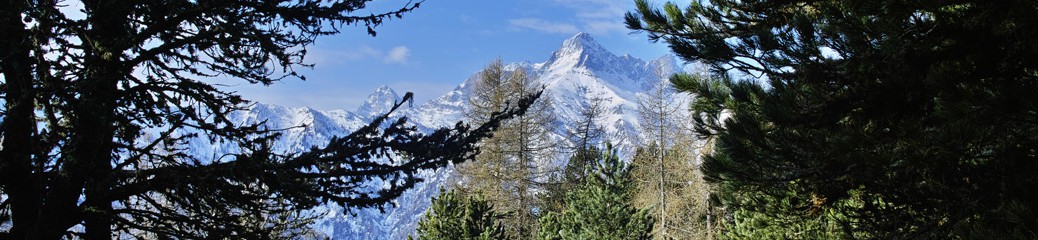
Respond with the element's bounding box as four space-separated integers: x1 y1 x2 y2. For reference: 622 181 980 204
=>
356 85 403 120
191 33 683 239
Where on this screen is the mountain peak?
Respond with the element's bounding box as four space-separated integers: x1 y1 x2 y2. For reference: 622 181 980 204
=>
543 32 617 72
355 85 400 119
560 32 604 53
567 32 594 42
541 32 656 78
372 85 397 95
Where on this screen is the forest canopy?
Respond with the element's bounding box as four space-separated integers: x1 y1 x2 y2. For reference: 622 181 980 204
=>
627 0 1038 238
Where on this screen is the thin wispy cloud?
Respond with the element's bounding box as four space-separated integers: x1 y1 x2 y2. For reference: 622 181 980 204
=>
458 14 477 24
384 46 411 64
508 0 632 36
308 45 411 65
307 46 378 65
554 0 628 35
509 18 580 34
583 20 627 35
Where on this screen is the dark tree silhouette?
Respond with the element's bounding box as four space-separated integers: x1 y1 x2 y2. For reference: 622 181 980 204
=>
628 0 1038 238
0 0 538 239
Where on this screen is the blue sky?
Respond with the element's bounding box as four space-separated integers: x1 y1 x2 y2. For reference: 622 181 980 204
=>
231 0 684 110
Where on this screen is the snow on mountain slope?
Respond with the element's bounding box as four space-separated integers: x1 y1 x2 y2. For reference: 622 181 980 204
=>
356 85 403 120
190 32 686 239
407 32 681 156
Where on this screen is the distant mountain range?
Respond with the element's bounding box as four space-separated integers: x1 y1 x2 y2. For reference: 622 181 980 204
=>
185 32 686 239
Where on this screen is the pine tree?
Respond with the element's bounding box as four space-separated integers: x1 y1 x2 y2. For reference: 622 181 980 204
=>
543 146 602 213
628 0 1038 238
719 193 856 239
537 145 654 240
410 188 505 240
456 59 557 239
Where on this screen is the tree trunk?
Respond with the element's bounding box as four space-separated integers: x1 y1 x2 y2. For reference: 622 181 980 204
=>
0 1 43 239
76 1 130 238
659 138 667 239
517 112 529 239
658 91 667 239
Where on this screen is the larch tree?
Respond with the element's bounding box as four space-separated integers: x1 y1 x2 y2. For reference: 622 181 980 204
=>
456 60 512 204
568 95 608 155
456 59 557 239
544 95 609 213
629 143 713 240
0 1 538 239
565 95 608 187
628 0 1038 238
634 70 702 239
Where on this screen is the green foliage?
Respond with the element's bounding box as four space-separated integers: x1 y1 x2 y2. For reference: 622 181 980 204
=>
537 145 654 240
543 146 602 213
719 186 867 239
722 208 841 240
564 146 603 189
628 0 1038 238
410 188 505 240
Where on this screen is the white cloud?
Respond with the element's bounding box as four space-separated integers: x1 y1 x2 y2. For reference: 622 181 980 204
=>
383 46 410 64
509 18 580 34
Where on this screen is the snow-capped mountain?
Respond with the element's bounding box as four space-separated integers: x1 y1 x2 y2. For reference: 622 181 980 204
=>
190 32 685 239
356 85 402 120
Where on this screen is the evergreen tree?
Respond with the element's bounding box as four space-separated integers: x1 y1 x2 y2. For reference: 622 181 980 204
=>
456 59 557 239
628 0 1038 238
543 146 602 213
410 188 505 240
0 1 538 238
719 192 858 239
537 145 654 240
